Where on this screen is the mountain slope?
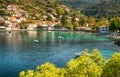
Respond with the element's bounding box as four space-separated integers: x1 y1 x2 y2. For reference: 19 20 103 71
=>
61 0 120 18
61 0 111 9
0 0 60 14
81 1 120 18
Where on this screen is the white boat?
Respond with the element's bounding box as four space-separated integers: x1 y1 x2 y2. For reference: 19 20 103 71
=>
58 36 64 39
48 31 51 33
0 26 6 30
34 40 40 43
75 51 90 58
75 51 84 58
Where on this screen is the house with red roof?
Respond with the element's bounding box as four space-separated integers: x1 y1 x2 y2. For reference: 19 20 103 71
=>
7 21 20 30
27 23 38 30
38 21 58 30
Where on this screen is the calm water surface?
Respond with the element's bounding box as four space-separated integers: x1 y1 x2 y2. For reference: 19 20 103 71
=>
0 31 119 77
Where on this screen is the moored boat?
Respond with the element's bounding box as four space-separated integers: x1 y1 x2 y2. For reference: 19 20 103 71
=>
58 36 64 39
34 40 40 43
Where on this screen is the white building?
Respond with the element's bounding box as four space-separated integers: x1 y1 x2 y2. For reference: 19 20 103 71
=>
99 26 110 34
27 23 38 30
7 5 17 10
0 26 6 30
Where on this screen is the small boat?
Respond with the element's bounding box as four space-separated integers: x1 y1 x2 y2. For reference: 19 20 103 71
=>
75 53 82 58
75 51 90 58
58 36 64 39
34 40 40 43
48 31 51 33
75 51 84 58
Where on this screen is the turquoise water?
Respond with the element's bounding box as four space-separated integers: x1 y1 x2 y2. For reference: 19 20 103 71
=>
0 31 119 77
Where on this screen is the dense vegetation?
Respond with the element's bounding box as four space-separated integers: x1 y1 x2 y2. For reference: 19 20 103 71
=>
109 17 120 33
19 49 120 77
0 0 84 30
61 0 120 18
61 0 111 9
0 0 60 16
81 1 120 18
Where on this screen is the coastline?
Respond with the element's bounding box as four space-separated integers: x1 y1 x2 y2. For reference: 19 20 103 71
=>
107 35 120 40
1 29 120 40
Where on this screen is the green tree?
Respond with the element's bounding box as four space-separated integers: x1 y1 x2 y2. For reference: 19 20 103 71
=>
19 49 120 77
19 71 25 77
61 15 67 25
73 21 79 27
102 53 120 77
97 18 109 26
65 22 74 30
46 15 52 21
109 19 117 31
109 19 120 32
25 70 34 77
36 62 65 77
88 17 96 31
66 55 102 77
54 23 63 28
20 21 28 29
56 7 65 17
79 17 88 26
0 10 6 16
91 48 106 67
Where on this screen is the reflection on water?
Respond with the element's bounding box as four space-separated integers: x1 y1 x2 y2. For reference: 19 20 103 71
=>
0 31 119 77
27 31 37 39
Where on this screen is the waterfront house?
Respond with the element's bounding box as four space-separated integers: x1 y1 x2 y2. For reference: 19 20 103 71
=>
99 26 110 34
27 23 38 30
8 21 20 30
38 21 58 30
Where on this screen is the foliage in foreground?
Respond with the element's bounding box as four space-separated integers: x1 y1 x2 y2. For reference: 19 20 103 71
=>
19 49 120 77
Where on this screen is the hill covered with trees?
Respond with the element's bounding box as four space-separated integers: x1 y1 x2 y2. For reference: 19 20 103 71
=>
0 0 83 30
61 0 120 18
0 0 60 15
61 0 111 9
81 1 120 18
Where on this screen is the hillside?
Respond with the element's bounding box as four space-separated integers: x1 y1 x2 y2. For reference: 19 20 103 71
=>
0 0 83 30
81 1 120 18
61 0 120 18
61 0 111 9
0 0 60 14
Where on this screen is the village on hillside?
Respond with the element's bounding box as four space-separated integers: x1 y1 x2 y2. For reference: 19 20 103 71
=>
0 4 120 39
0 4 69 31
0 4 99 32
